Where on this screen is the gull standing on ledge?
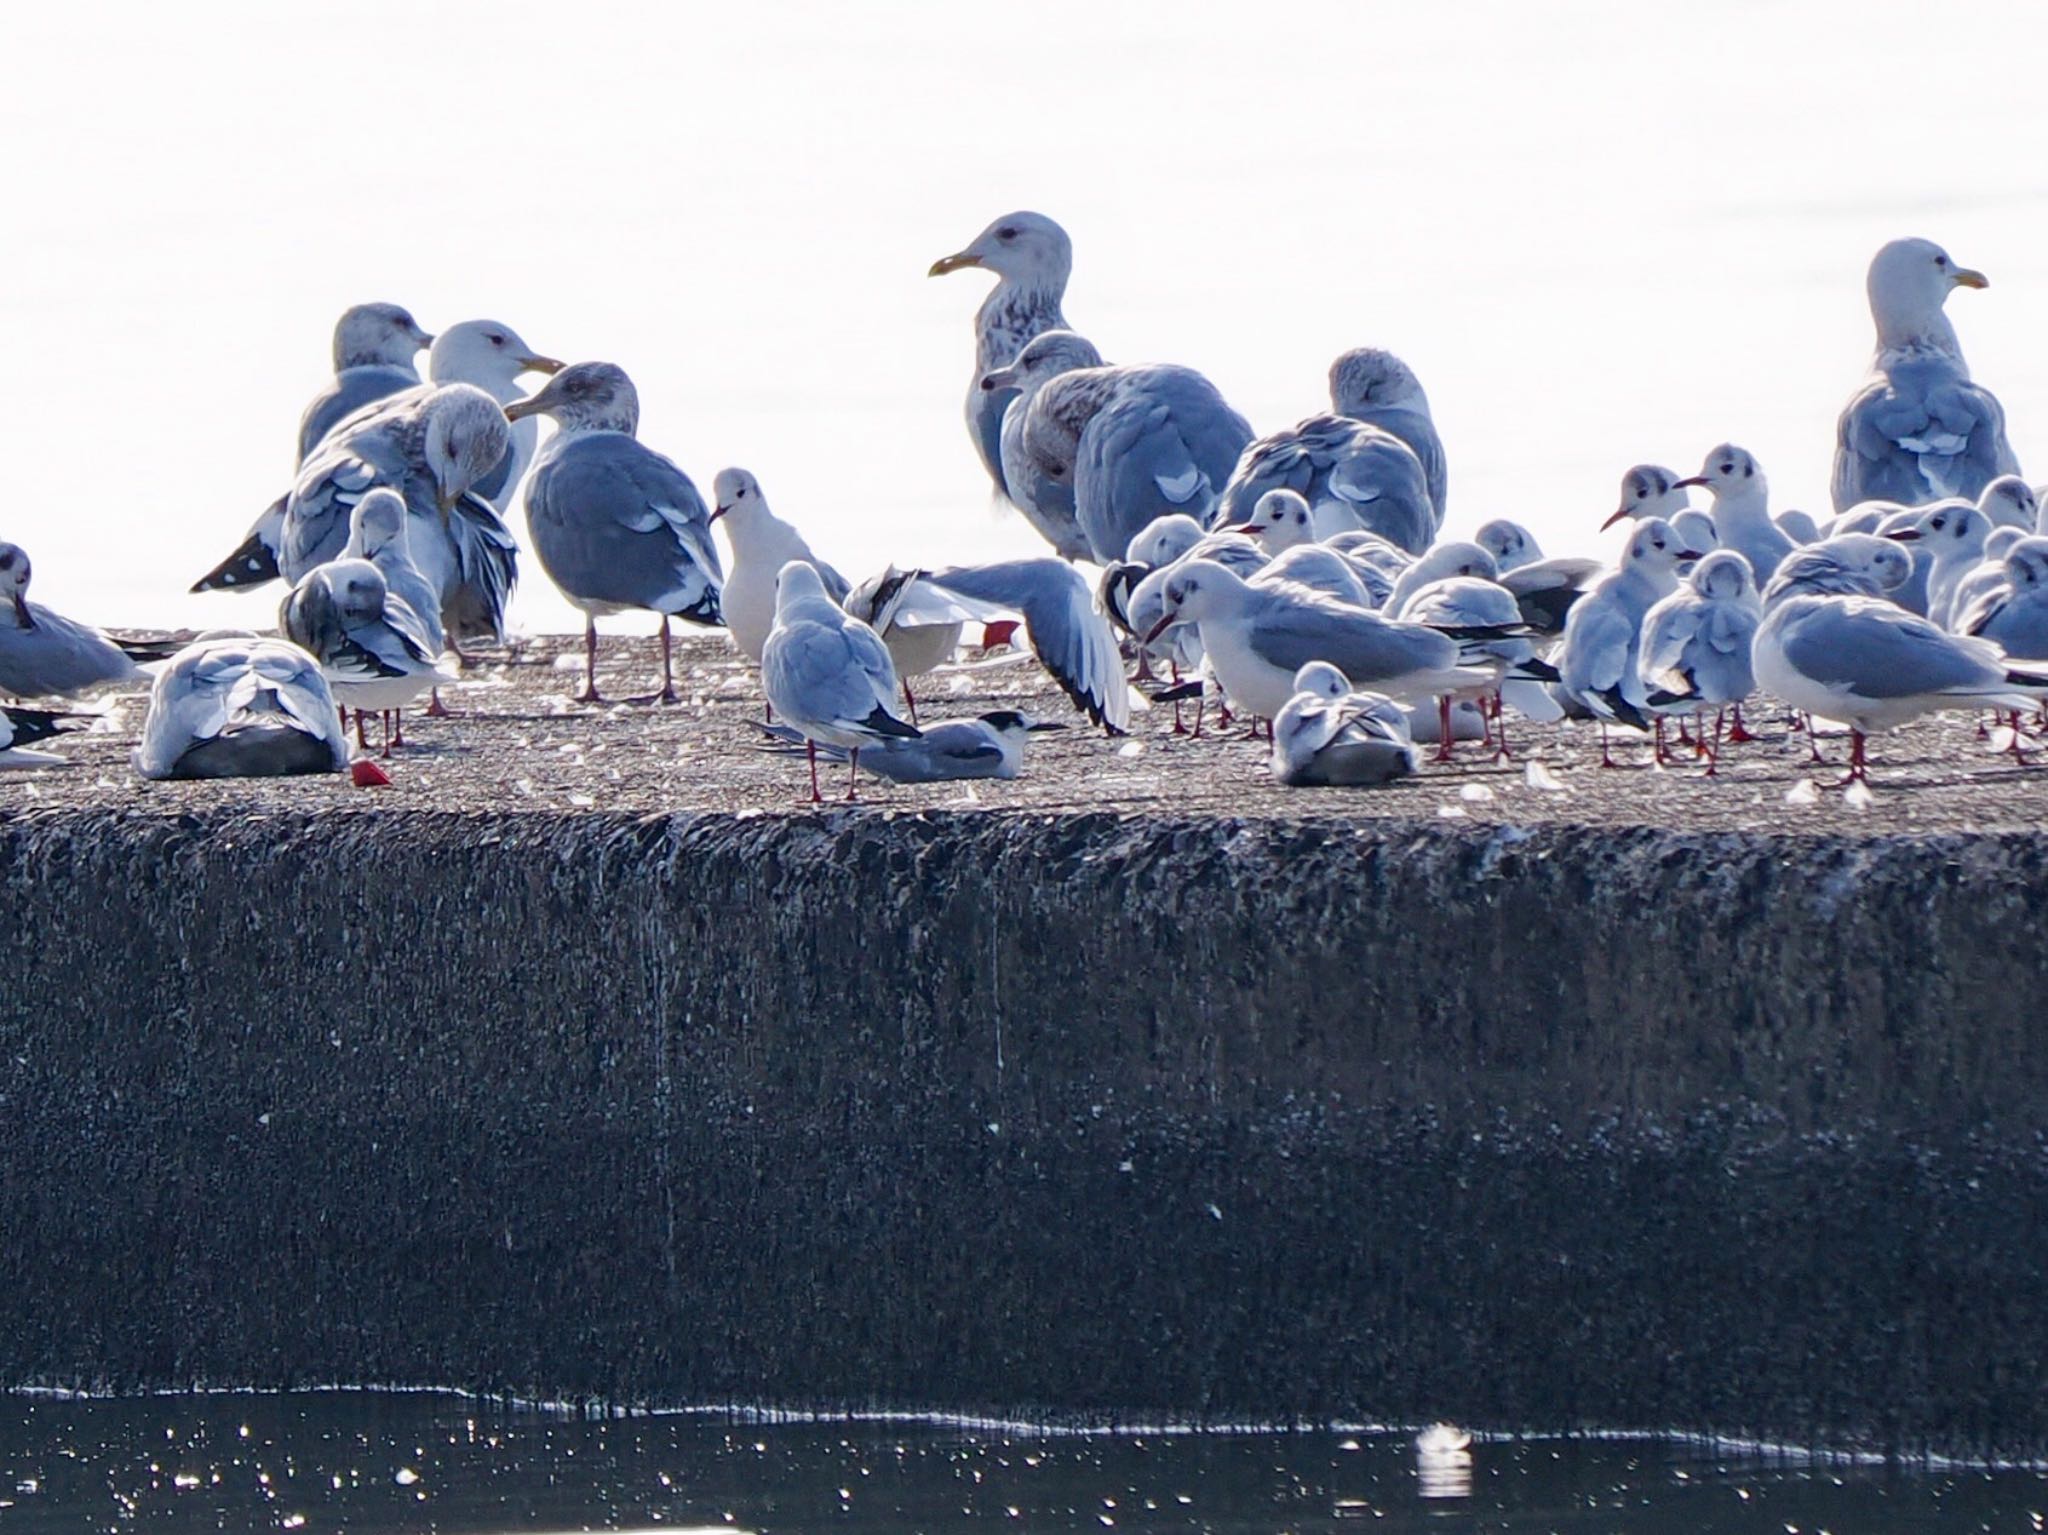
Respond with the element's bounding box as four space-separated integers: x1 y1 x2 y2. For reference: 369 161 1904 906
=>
929 211 1074 502
762 561 920 802
709 468 851 665
1832 237 2019 511
280 558 449 756
511 362 724 704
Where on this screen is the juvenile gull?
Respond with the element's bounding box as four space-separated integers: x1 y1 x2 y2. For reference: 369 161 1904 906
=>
510 362 724 703
133 636 350 780
297 302 434 464
1755 535 2047 784
1271 662 1419 787
0 542 153 699
709 467 852 664
762 560 920 802
1217 415 1433 552
1833 237 2019 511
930 211 1074 501
1328 348 1448 520
991 330 1102 561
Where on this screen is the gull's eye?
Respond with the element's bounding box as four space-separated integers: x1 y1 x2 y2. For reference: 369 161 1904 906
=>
487 333 507 346
1935 254 1948 268
996 226 1018 241
1718 462 1733 475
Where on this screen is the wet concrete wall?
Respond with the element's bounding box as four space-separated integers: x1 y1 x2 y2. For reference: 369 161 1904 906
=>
1 806 2044 1458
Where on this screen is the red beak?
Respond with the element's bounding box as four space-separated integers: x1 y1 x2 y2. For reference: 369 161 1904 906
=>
1143 613 1177 644
1885 528 1922 542
1673 475 1710 488
709 505 730 522
1600 507 1631 531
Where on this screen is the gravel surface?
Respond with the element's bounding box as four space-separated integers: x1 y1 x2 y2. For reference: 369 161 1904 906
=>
7 631 2046 834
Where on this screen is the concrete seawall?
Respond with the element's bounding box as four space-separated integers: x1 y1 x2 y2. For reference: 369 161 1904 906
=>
2 804 2045 1459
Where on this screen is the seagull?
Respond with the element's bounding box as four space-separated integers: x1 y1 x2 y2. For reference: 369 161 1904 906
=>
0 704 85 768
1755 534 2048 785
1385 541 1499 618
1675 444 1796 584
1888 497 1990 629
1145 558 1492 723
296 302 434 464
1601 463 1718 555
1776 509 1823 545
1976 475 2040 531
845 560 1130 732
709 467 851 665
280 558 449 756
1555 518 1704 762
1833 236 2019 511
991 330 1103 562
1217 415 1434 552
1472 525 1603 635
133 636 351 780
929 211 1074 501
1943 524 2029 630
1271 662 1419 787
280 383 518 651
1638 549 1763 763
1328 347 1447 520
1231 491 1394 605
0 541 160 699
756 710 1063 783
761 560 920 801
984 349 1252 562
509 361 724 704
1956 536 2048 660
191 317 557 595
340 489 444 653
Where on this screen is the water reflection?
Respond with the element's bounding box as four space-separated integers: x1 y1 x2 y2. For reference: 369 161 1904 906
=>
0 1391 2039 1534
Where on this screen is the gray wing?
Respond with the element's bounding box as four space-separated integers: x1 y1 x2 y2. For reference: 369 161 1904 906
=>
441 492 520 646
1348 403 1447 522
969 380 1014 497
136 639 345 779
297 364 419 463
0 606 143 698
1247 596 1458 687
524 435 723 624
281 452 384 580
923 559 1131 732
862 721 1008 783
1638 591 1703 686
1833 359 2020 511
191 495 288 593
999 396 1092 561
1074 368 1254 560
762 616 904 737
1559 589 1639 700
1963 588 2048 662
1782 598 2004 699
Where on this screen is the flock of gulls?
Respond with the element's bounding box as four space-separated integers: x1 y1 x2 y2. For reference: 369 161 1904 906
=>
2 215 2045 803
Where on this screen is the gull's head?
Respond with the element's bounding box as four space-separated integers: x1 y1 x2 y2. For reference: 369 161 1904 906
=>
504 361 640 436
346 487 412 562
1474 519 1537 569
1411 540 1498 586
710 467 764 526
1623 517 1692 578
1903 498 1986 552
1603 464 1686 530
1291 661 1352 702
1868 237 1987 334
322 558 391 625
422 385 512 510
980 328 1103 395
1124 513 1206 567
774 558 835 619
1328 347 1428 416
1689 549 1757 603
1236 489 1316 552
2005 536 2048 592
1763 533 1910 604
333 302 432 370
929 211 1072 290
1978 475 2038 529
1676 444 1763 502
979 709 1064 740
429 320 565 392
0 541 30 625
1148 558 1239 639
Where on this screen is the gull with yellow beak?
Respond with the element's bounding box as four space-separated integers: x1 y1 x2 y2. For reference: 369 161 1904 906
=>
1832 237 2019 511
928 210 1074 502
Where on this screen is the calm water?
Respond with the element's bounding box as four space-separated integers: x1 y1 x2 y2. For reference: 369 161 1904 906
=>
0 1392 2038 1534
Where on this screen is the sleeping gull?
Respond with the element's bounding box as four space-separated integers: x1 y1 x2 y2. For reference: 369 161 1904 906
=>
1832 236 2019 511
845 559 1131 732
1755 534 2048 786
0 541 159 699
1385 541 1499 618
709 467 852 665
756 710 1062 783
1555 518 1704 763
1217 415 1434 552
762 560 920 801
1271 662 1418 787
280 558 449 756
280 383 518 650
1638 549 1763 763
1144 558 1492 723
985 349 1254 561
1956 536 2048 662
929 211 1073 501
1944 524 2029 629
133 636 350 780
992 330 1102 561
1674 444 1796 584
0 704 84 768
1328 347 1447 520
508 361 724 704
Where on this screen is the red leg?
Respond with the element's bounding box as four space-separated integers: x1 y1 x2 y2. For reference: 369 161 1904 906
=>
392 710 405 749
354 710 370 750
425 687 452 718
579 617 602 704
1434 695 1456 764
1726 702 1756 743
380 711 393 760
1599 721 1618 769
806 739 822 804
658 615 678 703
902 681 919 726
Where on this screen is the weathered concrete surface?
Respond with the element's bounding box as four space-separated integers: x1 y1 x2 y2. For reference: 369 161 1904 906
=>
4 635 2048 1457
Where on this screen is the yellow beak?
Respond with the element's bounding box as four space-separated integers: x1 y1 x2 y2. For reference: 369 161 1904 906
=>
928 251 984 277
519 353 566 375
1952 267 1989 290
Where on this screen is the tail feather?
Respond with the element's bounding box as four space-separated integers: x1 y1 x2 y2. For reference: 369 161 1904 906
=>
190 506 284 593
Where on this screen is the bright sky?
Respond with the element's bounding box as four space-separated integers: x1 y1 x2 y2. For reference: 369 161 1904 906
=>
3 0 2046 631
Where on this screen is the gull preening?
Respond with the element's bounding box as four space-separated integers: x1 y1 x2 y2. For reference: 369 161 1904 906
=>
280 558 450 756
1328 348 1448 520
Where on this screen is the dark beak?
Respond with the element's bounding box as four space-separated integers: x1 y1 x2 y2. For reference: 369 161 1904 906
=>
1673 475 1710 488
709 505 730 523
1600 507 1631 531
1026 720 1067 733
1885 528 1922 542
1143 613 1177 644
11 594 31 630
1677 549 1711 561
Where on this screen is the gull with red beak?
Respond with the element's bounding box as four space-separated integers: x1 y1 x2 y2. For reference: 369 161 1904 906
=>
1832 237 2019 511
1599 463 1718 555
509 361 723 705
929 211 1074 502
1673 444 1796 584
